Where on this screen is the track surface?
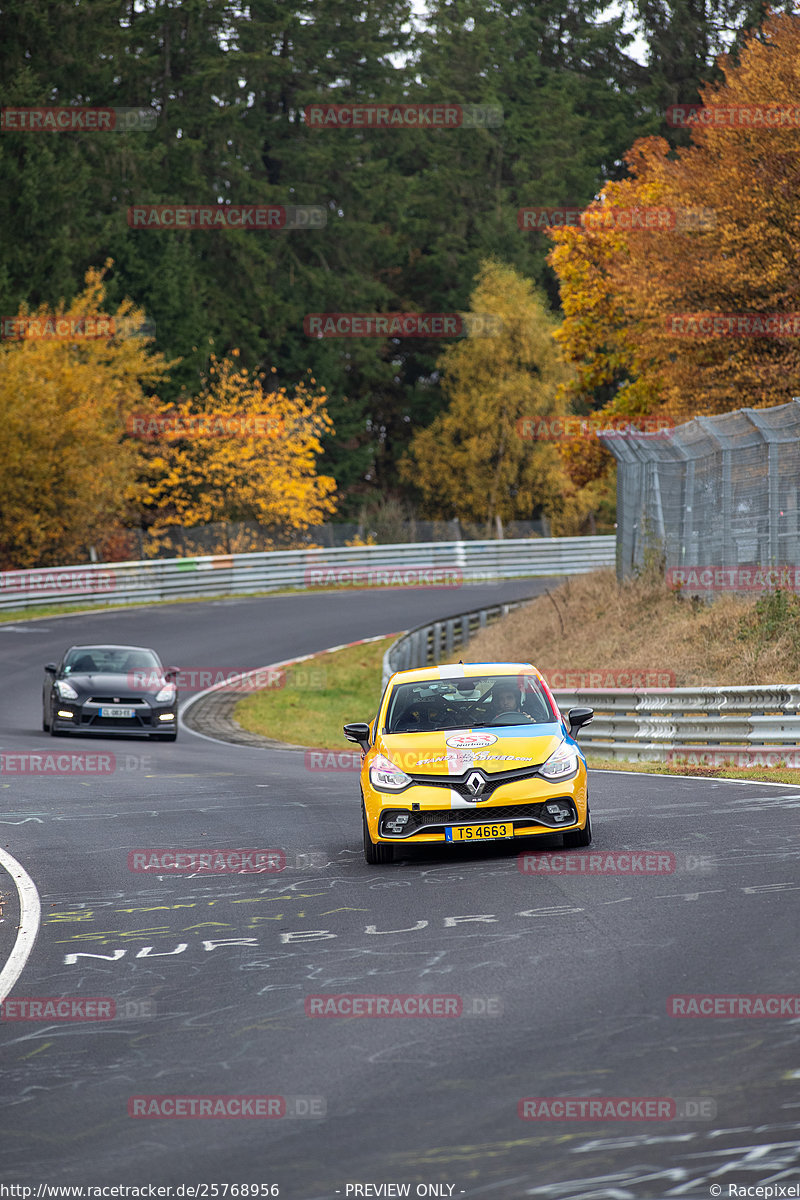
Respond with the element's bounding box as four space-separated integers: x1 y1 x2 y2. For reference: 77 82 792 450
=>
0 583 798 1198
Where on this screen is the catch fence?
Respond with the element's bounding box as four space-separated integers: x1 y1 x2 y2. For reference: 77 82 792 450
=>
602 398 800 583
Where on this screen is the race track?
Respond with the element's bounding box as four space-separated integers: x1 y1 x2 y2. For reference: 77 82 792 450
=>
1 582 798 1199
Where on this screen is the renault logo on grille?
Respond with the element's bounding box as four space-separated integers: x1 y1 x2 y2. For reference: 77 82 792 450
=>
465 771 486 799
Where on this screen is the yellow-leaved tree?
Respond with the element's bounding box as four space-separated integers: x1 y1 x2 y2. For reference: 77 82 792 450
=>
134 354 337 553
550 9 800 461
400 260 580 535
0 264 169 567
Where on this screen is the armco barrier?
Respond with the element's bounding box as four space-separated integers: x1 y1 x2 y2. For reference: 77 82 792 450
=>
0 537 614 612
552 685 800 763
382 611 800 763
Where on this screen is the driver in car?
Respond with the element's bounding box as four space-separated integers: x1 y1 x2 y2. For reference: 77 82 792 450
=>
485 682 521 717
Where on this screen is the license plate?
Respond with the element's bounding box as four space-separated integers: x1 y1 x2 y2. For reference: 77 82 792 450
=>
100 706 136 718
445 822 513 842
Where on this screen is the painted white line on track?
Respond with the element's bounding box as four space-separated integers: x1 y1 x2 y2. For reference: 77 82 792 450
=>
594 768 800 787
0 846 41 1002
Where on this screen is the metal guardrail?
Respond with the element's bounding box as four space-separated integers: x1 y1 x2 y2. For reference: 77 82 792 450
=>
382 610 800 763
552 686 800 763
381 597 537 688
0 536 615 612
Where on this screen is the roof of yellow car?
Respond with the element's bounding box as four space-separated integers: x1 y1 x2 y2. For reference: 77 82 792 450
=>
388 661 542 685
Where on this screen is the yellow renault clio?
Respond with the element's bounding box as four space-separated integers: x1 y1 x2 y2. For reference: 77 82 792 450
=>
344 661 593 864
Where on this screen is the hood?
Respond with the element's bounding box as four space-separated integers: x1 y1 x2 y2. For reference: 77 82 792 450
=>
376 724 564 776
58 671 167 697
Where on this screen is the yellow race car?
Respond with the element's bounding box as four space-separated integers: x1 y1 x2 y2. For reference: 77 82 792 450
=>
344 662 594 864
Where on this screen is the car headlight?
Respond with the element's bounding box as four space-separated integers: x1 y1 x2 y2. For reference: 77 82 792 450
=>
55 680 79 700
539 741 579 780
369 754 412 792
154 682 176 703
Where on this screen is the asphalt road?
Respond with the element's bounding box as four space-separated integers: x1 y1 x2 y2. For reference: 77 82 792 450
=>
1 582 798 1199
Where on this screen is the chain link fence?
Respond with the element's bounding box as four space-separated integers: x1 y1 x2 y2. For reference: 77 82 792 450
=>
94 518 551 562
601 398 800 582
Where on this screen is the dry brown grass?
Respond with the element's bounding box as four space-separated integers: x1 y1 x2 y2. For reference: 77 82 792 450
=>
468 568 799 686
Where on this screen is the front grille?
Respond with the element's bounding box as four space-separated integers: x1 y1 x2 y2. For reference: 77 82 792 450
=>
89 696 148 705
408 763 544 801
81 714 149 728
379 800 577 837
415 803 550 826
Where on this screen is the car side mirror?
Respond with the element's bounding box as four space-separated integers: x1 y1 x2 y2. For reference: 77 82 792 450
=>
165 667 179 680
567 707 594 739
44 663 57 674
343 722 371 748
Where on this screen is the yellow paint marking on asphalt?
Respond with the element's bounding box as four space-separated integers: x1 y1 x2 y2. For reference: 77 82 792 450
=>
18 1041 52 1060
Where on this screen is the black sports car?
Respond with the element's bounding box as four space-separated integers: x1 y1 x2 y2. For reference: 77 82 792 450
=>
43 644 179 741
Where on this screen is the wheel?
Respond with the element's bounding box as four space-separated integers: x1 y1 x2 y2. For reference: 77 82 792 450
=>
562 810 592 848
42 707 50 732
363 806 393 864
152 732 177 742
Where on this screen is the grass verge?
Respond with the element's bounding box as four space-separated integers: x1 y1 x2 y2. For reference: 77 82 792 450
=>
234 636 394 750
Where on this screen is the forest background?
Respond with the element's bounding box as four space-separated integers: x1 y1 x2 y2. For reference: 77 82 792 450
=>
0 0 794 566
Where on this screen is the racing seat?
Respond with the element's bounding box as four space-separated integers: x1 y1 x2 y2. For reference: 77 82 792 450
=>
71 654 97 672
393 702 444 732
521 695 554 723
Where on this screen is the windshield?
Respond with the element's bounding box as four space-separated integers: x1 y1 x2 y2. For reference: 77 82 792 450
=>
63 648 161 675
385 673 557 733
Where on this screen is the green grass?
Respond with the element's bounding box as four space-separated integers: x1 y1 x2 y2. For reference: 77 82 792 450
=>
234 636 394 749
235 639 800 784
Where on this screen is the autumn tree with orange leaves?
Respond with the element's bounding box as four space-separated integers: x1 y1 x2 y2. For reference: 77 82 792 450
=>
133 354 337 553
549 11 800 490
0 266 170 568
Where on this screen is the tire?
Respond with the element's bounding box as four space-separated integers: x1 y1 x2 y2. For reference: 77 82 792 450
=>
363 807 393 864
42 708 50 732
562 810 592 848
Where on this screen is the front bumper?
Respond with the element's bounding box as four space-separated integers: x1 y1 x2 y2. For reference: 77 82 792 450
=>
52 701 177 737
363 768 588 844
